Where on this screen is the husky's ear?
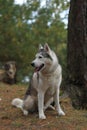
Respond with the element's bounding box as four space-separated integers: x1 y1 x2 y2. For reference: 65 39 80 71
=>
44 43 51 52
39 44 43 50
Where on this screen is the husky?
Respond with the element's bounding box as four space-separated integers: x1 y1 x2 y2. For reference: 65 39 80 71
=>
12 43 65 119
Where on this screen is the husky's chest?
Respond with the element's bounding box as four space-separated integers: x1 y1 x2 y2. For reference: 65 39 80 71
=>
42 76 59 96
38 72 59 93
42 75 58 85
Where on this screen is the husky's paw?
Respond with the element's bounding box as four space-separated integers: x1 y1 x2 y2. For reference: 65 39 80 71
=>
23 110 28 116
39 114 46 119
58 110 65 116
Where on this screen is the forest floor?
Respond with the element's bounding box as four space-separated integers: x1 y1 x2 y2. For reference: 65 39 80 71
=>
0 82 87 130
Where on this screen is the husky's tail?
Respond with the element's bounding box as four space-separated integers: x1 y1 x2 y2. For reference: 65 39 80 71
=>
11 98 28 115
11 98 23 109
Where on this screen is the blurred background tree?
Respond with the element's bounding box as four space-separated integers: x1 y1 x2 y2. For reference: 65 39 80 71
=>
0 0 69 82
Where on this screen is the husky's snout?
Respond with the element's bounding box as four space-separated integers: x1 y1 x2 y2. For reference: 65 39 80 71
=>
31 61 44 72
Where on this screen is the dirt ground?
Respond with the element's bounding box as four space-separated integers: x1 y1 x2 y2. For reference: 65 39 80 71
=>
0 82 87 130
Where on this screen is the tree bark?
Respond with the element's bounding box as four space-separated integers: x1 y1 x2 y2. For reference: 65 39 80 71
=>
67 0 87 109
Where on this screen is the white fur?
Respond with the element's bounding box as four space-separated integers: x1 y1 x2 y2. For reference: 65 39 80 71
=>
31 44 65 119
11 98 28 115
12 44 65 119
11 98 23 108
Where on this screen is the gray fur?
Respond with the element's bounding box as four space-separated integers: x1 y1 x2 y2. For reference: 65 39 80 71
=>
12 43 65 119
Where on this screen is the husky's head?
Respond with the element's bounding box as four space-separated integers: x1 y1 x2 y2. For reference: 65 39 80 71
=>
31 43 58 73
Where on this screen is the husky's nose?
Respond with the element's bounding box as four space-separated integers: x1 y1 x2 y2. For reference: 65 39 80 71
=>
31 62 35 67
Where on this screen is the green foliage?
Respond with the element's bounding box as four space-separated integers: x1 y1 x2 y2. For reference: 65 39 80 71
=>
0 0 69 82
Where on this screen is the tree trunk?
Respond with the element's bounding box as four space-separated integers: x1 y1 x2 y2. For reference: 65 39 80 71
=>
67 0 87 109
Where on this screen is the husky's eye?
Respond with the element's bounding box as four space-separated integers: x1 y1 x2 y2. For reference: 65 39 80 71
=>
38 56 42 59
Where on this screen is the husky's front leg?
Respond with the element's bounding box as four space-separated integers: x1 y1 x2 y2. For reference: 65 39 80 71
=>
55 87 65 116
38 91 46 119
